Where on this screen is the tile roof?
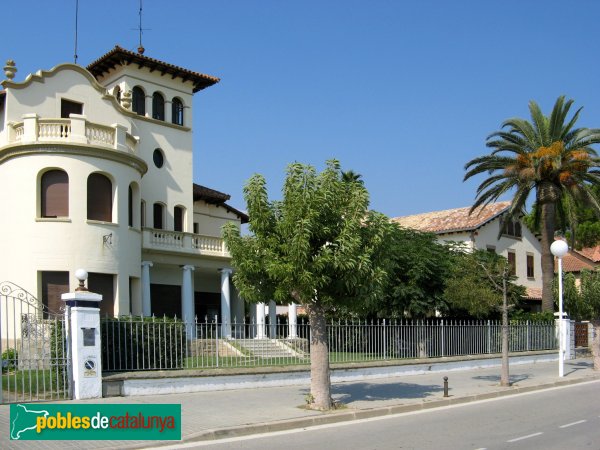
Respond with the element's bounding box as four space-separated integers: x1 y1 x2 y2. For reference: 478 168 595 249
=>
391 201 511 234
560 251 597 273
524 287 542 300
87 46 220 93
573 245 600 263
193 183 248 224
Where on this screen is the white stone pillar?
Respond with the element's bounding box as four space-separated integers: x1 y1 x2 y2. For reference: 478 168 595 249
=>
220 268 232 339
68 114 87 144
62 271 103 400
288 302 298 338
268 300 277 338
22 113 38 143
141 261 153 317
255 303 266 339
112 123 129 151
182 265 196 339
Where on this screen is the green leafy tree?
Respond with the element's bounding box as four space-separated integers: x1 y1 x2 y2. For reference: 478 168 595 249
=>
367 226 453 318
222 160 392 410
464 96 600 312
444 250 524 386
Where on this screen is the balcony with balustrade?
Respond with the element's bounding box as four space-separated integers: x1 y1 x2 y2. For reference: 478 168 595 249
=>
142 228 231 258
4 113 138 154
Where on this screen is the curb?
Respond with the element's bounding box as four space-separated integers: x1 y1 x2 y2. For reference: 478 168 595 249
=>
177 374 600 444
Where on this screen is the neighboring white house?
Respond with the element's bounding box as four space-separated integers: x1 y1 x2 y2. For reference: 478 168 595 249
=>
0 46 248 324
392 201 543 311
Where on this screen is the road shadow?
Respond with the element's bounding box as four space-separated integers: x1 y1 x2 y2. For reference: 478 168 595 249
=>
325 381 443 403
564 360 593 375
472 373 531 384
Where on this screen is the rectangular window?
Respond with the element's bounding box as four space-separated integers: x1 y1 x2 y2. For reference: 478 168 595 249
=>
486 245 496 253
60 99 83 118
41 271 69 318
140 200 146 227
193 222 199 234
527 253 535 278
507 251 516 276
88 272 115 317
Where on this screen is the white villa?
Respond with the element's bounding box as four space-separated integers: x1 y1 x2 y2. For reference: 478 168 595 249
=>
0 46 249 325
392 201 543 311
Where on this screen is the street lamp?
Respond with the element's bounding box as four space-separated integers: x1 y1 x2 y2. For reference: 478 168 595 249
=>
550 239 569 377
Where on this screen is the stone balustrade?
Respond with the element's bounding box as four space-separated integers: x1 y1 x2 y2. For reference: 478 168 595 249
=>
142 228 230 257
8 114 137 153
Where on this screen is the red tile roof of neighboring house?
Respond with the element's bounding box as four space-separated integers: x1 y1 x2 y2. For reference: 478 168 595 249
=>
573 245 600 263
560 251 597 273
391 201 511 234
524 287 542 300
87 46 220 93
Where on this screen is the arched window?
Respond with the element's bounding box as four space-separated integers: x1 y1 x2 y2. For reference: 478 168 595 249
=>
152 92 165 121
172 97 184 126
132 86 145 116
174 206 185 232
153 203 165 229
87 173 112 222
41 170 69 217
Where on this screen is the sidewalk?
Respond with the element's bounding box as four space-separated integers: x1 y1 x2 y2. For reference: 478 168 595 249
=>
1 357 598 449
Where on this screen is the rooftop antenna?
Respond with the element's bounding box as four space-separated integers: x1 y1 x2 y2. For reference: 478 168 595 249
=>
137 0 145 54
74 0 79 63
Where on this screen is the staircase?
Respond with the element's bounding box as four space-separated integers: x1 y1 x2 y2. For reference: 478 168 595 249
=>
234 339 307 359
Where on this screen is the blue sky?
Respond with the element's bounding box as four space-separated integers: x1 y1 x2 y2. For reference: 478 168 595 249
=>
4 0 600 217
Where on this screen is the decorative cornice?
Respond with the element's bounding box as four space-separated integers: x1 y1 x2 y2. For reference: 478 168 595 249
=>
0 143 148 175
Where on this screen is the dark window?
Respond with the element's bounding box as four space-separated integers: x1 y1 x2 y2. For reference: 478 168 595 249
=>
195 292 220 321
152 92 165 121
150 284 181 317
503 218 522 238
153 203 164 229
60 99 83 118
172 98 184 125
128 185 133 227
41 170 69 217
88 272 115 317
132 86 145 115
527 254 535 278
141 200 146 227
486 246 496 253
174 206 184 232
507 251 516 276
153 149 164 168
193 222 199 234
41 271 69 318
87 173 112 222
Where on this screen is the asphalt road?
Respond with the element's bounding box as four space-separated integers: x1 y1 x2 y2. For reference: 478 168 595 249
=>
161 379 600 450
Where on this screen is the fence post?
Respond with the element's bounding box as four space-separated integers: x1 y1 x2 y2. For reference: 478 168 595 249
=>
441 320 445 357
383 319 387 359
215 315 219 368
61 269 103 399
487 320 491 354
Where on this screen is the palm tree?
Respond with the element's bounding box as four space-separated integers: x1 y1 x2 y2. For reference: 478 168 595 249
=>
464 96 600 312
341 170 364 184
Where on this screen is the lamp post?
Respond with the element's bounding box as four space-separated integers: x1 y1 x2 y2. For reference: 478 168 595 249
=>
550 239 569 377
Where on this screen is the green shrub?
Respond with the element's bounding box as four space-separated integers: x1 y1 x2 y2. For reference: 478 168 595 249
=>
101 316 186 372
1 348 17 373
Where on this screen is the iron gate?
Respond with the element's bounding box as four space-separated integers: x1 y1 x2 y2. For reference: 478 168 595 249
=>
0 281 71 403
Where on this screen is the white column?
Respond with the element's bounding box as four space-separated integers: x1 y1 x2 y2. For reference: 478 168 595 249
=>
141 261 153 317
255 303 266 339
182 265 196 339
268 300 277 337
288 302 298 338
220 268 232 339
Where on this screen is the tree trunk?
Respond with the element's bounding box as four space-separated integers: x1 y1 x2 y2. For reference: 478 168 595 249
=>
592 319 600 371
501 277 510 387
538 184 558 312
307 302 332 410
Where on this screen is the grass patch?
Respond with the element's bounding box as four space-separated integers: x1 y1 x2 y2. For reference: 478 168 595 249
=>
2 369 68 398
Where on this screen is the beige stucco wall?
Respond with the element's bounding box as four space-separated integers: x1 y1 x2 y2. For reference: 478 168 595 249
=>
437 217 543 291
